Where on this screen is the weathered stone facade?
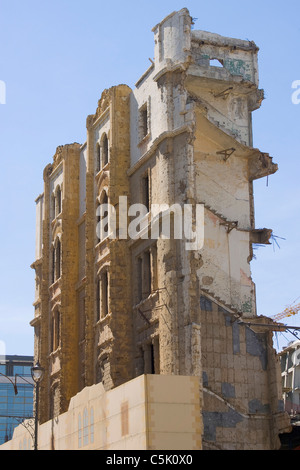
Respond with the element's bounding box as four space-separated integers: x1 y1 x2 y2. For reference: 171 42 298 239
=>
31 8 290 449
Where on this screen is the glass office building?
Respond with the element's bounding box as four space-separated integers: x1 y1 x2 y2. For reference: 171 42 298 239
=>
0 355 34 444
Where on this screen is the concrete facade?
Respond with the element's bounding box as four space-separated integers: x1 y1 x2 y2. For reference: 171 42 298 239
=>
28 9 290 449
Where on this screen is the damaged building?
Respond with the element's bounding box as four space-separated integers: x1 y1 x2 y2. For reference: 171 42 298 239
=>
24 8 291 450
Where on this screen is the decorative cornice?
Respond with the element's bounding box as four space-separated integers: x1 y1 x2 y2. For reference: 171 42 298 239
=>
86 89 112 130
53 145 64 166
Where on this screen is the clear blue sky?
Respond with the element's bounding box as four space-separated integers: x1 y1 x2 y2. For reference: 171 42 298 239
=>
0 0 299 355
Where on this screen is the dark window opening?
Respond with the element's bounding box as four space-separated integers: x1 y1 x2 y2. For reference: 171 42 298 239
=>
55 239 61 280
100 270 109 319
96 143 101 173
136 246 157 303
96 278 100 322
96 203 101 243
142 174 150 212
97 192 109 243
51 310 60 352
102 134 108 166
142 339 159 375
150 343 155 374
139 103 149 141
56 187 62 215
102 192 109 235
137 257 143 302
144 250 151 298
51 246 55 284
141 107 148 137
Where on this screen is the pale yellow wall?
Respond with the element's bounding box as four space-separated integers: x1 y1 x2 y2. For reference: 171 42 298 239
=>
0 374 201 451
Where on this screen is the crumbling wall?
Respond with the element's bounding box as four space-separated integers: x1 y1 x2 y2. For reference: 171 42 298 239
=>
200 296 289 449
188 29 261 147
86 85 133 391
31 143 82 423
30 8 290 449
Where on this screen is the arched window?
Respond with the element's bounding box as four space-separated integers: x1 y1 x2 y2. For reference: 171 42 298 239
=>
55 238 61 280
101 270 109 318
56 186 62 215
52 186 62 219
101 191 108 236
96 191 109 242
96 143 101 173
101 133 109 167
96 277 101 322
96 267 109 321
51 309 60 352
51 245 55 284
51 238 62 284
96 202 101 243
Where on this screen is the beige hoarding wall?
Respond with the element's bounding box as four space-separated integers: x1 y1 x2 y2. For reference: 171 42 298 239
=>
0 374 201 450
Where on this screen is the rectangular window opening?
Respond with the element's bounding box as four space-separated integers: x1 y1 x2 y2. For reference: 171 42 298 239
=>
144 251 151 298
150 344 155 374
101 271 109 318
137 257 143 302
142 174 150 212
140 106 148 139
